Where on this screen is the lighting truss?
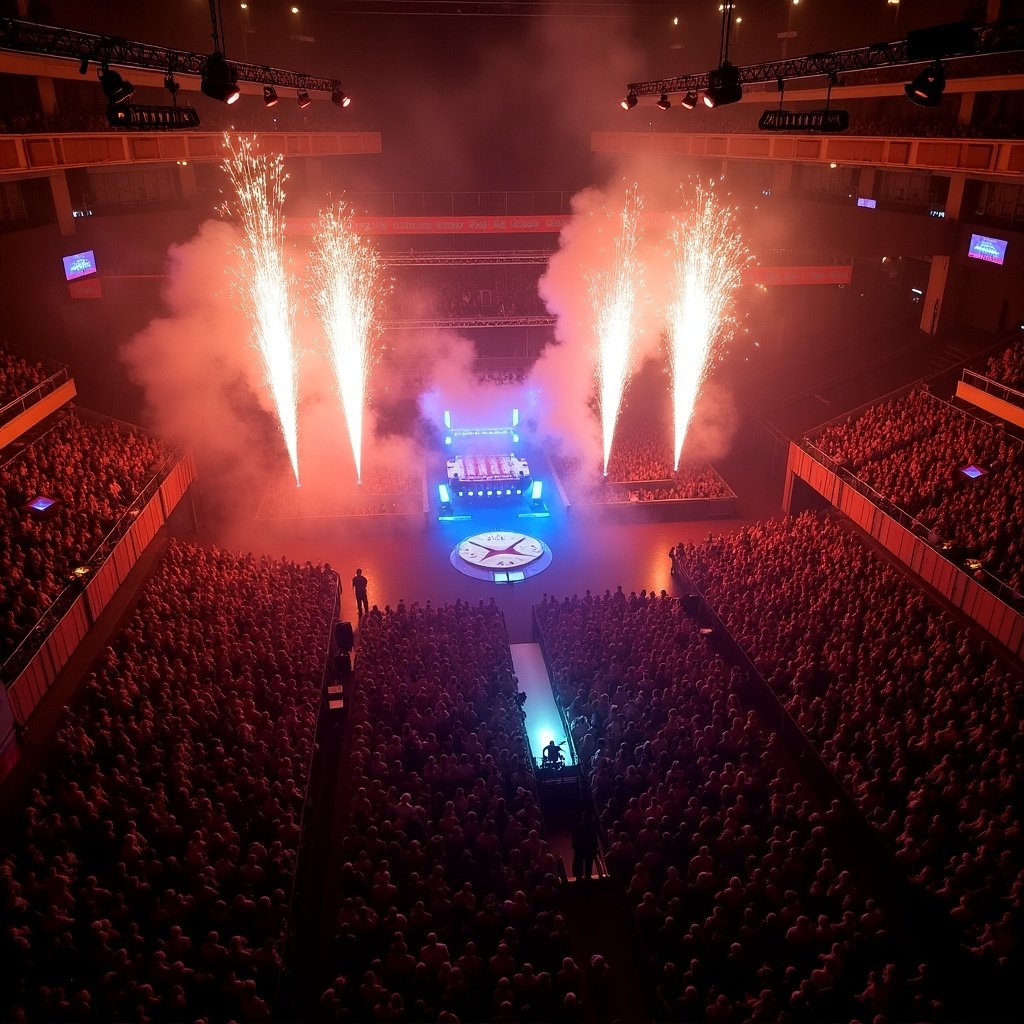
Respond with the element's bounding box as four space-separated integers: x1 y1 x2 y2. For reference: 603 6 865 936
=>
624 18 1024 99
382 250 555 266
384 316 556 330
0 16 344 94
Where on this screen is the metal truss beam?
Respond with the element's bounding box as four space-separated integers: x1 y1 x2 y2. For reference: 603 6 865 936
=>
385 316 555 330
627 18 1024 97
0 17 343 93
383 250 554 266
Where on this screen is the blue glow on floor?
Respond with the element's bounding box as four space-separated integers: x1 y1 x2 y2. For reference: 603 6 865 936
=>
510 643 576 768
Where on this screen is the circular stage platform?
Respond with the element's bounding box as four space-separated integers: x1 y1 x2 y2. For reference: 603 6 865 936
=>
450 531 552 583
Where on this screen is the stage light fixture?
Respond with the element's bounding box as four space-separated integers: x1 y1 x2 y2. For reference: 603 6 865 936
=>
904 62 945 107
201 52 240 104
680 90 698 109
621 91 638 110
263 85 279 107
657 92 671 110
100 66 135 105
703 63 742 108
297 90 312 109
78 55 89 75
331 87 351 108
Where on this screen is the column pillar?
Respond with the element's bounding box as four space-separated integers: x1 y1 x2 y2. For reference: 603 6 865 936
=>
177 162 198 199
36 75 57 116
920 174 965 335
48 171 76 237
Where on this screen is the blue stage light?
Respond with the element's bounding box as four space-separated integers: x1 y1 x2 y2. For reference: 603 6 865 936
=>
444 435 452 446
438 483 451 504
512 407 519 427
477 490 483 496
444 409 451 429
531 480 543 501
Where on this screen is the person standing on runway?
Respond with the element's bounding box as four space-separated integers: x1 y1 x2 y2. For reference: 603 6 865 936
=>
352 568 369 617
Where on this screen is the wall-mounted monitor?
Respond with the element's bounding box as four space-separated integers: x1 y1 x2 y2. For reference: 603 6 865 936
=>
967 233 1007 265
62 249 97 281
856 197 877 209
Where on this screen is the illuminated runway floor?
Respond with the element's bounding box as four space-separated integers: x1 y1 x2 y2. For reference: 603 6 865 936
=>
509 643 576 768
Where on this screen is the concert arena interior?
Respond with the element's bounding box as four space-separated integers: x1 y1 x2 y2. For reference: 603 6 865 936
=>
2 0 1024 1021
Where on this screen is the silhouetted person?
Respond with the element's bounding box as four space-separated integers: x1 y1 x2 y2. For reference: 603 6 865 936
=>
572 812 599 882
352 568 369 616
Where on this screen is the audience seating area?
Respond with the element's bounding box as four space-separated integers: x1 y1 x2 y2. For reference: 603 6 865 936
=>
0 349 52 409
676 513 1024 965
0 541 337 1022
535 589 942 1022
320 600 582 1023
1 411 171 659
982 336 1024 393
806 388 1024 593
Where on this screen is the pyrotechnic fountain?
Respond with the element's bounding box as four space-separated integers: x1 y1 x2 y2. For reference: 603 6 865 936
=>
666 182 746 470
222 134 301 485
311 204 385 485
589 186 645 477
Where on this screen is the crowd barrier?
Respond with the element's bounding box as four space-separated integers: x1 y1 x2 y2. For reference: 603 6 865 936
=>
784 441 1024 658
0 373 76 447
956 370 1024 431
0 450 197 782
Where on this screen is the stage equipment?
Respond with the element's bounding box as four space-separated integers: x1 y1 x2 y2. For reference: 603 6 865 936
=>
656 92 670 110
99 65 133 104
106 103 201 129
620 91 637 110
904 62 945 106
332 87 351 108
297 89 311 109
263 84 278 106
703 63 741 107
335 620 355 652
201 51 239 103
758 108 849 131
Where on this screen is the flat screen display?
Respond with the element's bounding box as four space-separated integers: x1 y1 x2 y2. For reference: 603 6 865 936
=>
62 249 97 281
26 496 56 512
959 464 987 480
856 197 877 209
967 234 1007 265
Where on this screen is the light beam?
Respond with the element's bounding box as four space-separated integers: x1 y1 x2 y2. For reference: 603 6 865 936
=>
311 204 385 484
589 186 645 476
222 134 301 484
667 182 747 470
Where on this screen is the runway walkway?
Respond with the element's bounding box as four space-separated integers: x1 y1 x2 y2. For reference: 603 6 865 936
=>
509 642 575 768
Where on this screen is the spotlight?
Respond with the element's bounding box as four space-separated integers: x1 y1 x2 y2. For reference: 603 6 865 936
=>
657 92 671 110
904 62 945 107
78 55 90 75
164 75 180 98
620 91 638 110
297 90 312 109
99 66 134 105
703 63 742 108
263 85 279 107
680 90 698 109
201 52 240 104
331 87 351 108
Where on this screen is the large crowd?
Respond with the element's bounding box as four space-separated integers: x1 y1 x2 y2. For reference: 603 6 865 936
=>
0 541 338 1021
1 411 171 659
807 388 1024 593
535 589 942 1022
558 415 734 506
675 513 1024 965
320 600 588 1023
1 349 53 409
982 336 1024 392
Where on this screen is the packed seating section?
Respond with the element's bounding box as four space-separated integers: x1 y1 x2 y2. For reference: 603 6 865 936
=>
535 589 944 1021
807 388 1024 593
677 513 1024 965
0 542 336 1021
1 411 171 658
320 600 586 1023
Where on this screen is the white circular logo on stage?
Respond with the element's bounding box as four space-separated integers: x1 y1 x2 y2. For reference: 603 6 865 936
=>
458 531 544 570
